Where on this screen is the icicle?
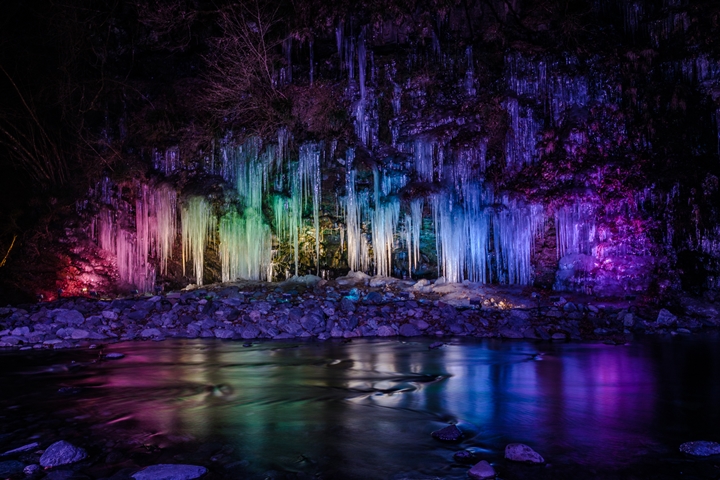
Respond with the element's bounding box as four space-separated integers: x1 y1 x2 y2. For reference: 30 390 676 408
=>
358 28 367 100
219 208 272 282
153 147 180 175
555 202 596 259
153 184 177 275
309 38 314 85
344 149 371 272
464 46 476 96
181 197 216 286
299 143 322 275
371 168 401 277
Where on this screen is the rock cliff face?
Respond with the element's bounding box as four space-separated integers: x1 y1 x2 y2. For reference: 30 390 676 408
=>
2 0 720 302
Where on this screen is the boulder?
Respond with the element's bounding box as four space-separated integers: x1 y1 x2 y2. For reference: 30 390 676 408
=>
504 443 544 464
39 441 88 468
132 464 208 480
54 310 84 326
467 460 495 479
399 323 421 337
377 325 395 337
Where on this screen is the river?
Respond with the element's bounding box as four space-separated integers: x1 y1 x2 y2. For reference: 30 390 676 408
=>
2 335 720 479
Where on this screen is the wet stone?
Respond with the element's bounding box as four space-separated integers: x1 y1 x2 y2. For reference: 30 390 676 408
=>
131 463 208 480
0 460 25 477
680 441 720 456
399 323 421 337
467 460 495 479
505 443 544 464
431 424 463 442
39 440 88 468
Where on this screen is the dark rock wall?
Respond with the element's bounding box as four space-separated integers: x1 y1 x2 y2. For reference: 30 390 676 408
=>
1 0 720 302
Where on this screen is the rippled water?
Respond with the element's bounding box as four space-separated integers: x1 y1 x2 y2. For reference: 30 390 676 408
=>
2 336 720 479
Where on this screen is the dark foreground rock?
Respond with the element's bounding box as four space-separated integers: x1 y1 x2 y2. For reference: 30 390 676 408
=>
504 443 544 464
431 424 463 442
467 460 496 479
132 464 208 480
679 441 720 456
39 440 87 468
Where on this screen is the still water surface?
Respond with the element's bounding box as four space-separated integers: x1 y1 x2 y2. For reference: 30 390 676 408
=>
3 336 720 479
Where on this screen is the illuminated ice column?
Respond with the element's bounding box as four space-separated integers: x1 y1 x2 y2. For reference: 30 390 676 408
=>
371 168 402 278
493 200 544 285
344 149 370 273
404 199 423 276
152 184 177 275
435 192 466 284
298 143 322 275
219 208 272 282
555 202 596 259
181 197 216 286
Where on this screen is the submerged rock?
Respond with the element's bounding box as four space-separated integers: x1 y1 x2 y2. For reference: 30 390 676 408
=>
0 461 25 477
467 460 495 479
39 441 88 467
431 424 463 442
131 463 208 480
504 443 544 463
679 441 720 456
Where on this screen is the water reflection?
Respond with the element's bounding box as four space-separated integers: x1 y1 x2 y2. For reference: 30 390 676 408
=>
3 336 720 479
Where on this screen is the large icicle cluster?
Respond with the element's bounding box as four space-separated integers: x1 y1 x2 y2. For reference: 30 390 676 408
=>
91 180 177 291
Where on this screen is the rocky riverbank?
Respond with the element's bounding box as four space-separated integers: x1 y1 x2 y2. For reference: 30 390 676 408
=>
2 272 720 351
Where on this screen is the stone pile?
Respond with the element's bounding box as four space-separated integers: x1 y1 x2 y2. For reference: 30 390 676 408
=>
1 276 718 350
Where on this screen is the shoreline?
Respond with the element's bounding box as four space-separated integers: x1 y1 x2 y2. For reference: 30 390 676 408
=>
2 273 718 351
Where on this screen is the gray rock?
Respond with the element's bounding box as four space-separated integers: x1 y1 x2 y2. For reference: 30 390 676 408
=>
622 313 635 327
399 323 421 337
105 352 125 359
499 328 523 339
679 441 720 456
71 329 90 339
39 441 88 467
1 442 39 456
0 460 24 477
132 463 208 480
656 308 677 327
23 464 41 475
214 328 234 339
377 325 395 337
431 424 463 442
140 328 162 338
54 310 85 325
11 326 30 336
504 443 544 464
241 325 260 339
102 310 118 320
339 297 356 312
467 460 495 479
300 308 326 333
